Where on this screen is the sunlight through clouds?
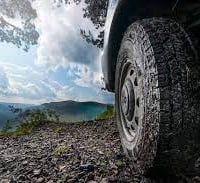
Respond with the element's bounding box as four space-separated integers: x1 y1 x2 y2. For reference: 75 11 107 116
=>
33 0 100 70
0 0 114 104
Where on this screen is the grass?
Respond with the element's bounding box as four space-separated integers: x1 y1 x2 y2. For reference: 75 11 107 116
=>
12 122 37 137
54 127 65 134
95 106 114 120
115 160 124 167
53 143 69 155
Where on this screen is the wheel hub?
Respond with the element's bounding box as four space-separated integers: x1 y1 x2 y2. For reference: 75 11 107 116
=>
121 79 135 122
120 65 141 141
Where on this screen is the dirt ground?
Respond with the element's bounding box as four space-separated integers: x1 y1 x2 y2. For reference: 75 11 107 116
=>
0 119 199 183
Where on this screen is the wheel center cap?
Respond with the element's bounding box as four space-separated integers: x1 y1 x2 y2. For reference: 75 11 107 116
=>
121 78 135 121
121 86 129 115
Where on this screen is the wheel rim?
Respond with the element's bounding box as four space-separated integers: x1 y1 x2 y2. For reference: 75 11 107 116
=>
120 62 141 142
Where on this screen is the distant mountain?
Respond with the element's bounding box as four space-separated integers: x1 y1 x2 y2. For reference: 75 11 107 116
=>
0 101 109 129
42 100 108 122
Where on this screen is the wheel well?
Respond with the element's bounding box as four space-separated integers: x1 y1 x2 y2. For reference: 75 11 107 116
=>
107 0 200 92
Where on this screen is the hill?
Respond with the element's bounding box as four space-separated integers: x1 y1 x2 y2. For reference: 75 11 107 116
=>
0 101 110 129
42 100 108 122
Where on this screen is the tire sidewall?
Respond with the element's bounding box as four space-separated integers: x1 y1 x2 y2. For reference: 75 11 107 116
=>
115 23 160 174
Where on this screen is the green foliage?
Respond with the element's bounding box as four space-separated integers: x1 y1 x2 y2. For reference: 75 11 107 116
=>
12 122 35 137
12 107 60 124
0 0 107 50
55 0 108 48
0 107 60 137
0 0 39 51
96 105 114 120
0 120 12 136
79 0 108 48
53 143 69 155
54 127 65 134
115 160 124 167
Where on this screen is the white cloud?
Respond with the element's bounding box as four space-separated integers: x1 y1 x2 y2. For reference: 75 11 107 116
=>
0 1 114 105
72 64 103 89
33 0 100 70
0 60 74 104
0 67 9 90
32 0 106 91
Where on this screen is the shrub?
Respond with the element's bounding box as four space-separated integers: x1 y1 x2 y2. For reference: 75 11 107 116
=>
54 127 65 133
53 143 69 155
96 105 114 120
0 120 12 136
0 106 60 137
12 122 35 137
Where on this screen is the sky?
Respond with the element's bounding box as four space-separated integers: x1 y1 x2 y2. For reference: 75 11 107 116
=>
0 0 114 105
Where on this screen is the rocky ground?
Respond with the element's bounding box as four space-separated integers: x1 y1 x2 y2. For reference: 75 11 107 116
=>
0 119 199 183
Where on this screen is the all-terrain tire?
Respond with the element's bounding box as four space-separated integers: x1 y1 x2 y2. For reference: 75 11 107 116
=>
115 18 200 175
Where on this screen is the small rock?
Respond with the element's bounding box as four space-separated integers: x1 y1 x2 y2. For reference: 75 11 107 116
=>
80 164 94 172
29 162 37 166
115 153 125 160
22 160 28 166
36 177 44 183
59 165 66 171
67 178 77 183
195 158 200 168
108 176 118 182
46 180 54 183
193 176 200 183
100 178 109 183
112 131 119 136
17 175 26 181
33 169 42 176
97 150 104 155
0 178 11 183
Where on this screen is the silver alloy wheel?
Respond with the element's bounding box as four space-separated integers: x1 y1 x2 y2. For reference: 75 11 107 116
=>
119 61 141 142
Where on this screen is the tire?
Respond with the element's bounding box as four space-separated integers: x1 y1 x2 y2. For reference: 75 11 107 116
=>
115 18 200 175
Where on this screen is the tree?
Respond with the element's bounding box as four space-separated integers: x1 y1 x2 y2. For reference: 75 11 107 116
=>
0 0 39 51
78 0 108 48
80 29 104 49
0 0 108 51
55 0 108 48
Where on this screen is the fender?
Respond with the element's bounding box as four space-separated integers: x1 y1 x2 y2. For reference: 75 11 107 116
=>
101 0 200 92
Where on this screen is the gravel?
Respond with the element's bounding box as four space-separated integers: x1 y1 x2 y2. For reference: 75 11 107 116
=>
0 119 199 183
